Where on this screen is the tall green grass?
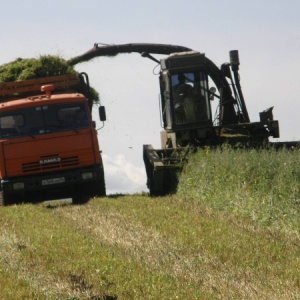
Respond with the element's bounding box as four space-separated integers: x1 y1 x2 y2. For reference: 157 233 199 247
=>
178 146 300 233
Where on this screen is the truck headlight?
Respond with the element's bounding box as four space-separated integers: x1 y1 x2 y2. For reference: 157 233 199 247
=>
82 172 93 180
13 182 25 190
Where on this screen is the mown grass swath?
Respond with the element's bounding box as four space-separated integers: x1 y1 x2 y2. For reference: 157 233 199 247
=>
0 147 300 299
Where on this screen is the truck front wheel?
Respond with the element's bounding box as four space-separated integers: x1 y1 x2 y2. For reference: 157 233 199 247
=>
0 191 14 206
86 178 106 197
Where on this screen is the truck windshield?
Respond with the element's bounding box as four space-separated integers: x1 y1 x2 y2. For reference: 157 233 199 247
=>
171 71 210 125
0 103 89 139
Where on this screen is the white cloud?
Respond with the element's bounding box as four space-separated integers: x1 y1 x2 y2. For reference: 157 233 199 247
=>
102 154 148 195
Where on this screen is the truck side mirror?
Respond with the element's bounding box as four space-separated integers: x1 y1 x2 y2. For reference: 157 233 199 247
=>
99 106 106 122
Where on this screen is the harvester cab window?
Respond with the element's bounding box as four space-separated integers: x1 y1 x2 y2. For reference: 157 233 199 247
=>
171 71 210 125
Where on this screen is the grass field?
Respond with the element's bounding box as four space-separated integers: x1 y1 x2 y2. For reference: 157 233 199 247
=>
0 147 300 299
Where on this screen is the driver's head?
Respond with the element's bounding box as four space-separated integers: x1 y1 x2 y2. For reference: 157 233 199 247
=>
178 73 185 84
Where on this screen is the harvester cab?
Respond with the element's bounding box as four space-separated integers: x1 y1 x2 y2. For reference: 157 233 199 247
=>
158 50 279 150
159 51 215 149
144 50 280 196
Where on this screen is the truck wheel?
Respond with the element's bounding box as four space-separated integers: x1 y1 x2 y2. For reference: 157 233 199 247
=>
89 179 106 197
0 192 4 206
78 179 106 201
0 191 13 206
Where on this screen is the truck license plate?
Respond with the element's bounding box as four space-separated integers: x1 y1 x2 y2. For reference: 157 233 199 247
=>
42 177 65 186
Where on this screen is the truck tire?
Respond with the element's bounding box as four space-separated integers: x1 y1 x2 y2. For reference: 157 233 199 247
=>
0 192 4 206
0 191 13 206
75 179 106 202
86 179 106 197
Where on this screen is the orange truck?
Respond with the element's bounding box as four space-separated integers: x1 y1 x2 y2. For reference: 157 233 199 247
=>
0 73 106 205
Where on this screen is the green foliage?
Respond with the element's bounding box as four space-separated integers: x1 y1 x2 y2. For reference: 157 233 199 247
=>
0 55 75 82
178 146 300 231
0 55 99 105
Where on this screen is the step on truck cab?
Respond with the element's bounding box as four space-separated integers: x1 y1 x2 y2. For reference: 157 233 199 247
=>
0 73 106 205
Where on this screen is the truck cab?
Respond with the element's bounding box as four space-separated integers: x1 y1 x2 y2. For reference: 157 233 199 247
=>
0 74 106 205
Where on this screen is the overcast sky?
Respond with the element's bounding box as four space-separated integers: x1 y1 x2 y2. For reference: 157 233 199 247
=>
1 0 300 194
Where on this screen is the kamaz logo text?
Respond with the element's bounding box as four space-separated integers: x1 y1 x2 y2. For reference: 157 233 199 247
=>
39 157 61 165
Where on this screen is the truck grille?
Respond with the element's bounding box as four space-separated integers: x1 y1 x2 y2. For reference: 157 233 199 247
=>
22 156 79 173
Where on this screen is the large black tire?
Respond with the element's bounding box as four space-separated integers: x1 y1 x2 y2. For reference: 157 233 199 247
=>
90 178 106 197
0 191 14 206
81 178 106 198
0 192 4 206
